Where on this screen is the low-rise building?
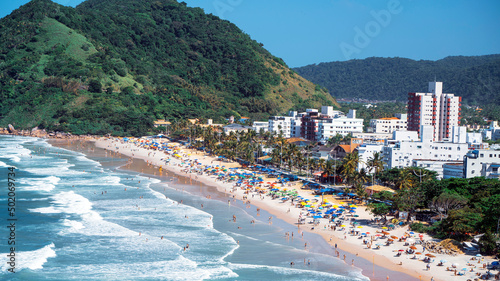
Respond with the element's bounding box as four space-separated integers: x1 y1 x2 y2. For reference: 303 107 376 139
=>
442 162 464 179
481 121 500 141
412 159 462 179
356 143 385 171
463 149 500 179
369 114 407 133
223 123 252 135
383 125 469 169
252 121 269 133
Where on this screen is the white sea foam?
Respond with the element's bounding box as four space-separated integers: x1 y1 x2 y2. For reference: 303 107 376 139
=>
30 191 140 237
25 165 85 176
19 176 60 192
0 243 56 271
227 231 260 241
0 160 7 167
29 191 96 215
62 219 85 231
227 263 366 280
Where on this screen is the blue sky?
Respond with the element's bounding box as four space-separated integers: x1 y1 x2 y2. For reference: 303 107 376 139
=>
2 0 499 67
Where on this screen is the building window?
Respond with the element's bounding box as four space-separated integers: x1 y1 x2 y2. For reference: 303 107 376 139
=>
480 154 484 157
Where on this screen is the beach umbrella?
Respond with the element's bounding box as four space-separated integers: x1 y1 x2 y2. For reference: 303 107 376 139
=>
375 234 382 237
376 243 382 246
440 259 447 263
406 238 414 243
382 227 388 229
356 226 363 228
425 254 436 258
476 254 482 257
415 252 422 255
409 231 415 234
340 224 347 227
387 239 394 242
366 232 371 235
491 261 499 266
391 235 398 239
313 215 322 219
452 263 459 268
409 246 417 250
398 249 405 252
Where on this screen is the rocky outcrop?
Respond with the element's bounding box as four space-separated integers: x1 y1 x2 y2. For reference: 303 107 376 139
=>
7 124 15 133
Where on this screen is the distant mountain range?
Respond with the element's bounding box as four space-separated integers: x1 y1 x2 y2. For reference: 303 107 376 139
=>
294 55 500 105
0 0 336 136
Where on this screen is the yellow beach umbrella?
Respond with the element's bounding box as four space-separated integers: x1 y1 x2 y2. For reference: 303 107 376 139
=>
332 205 339 208
340 224 346 227
357 226 363 228
382 227 388 229
339 202 346 205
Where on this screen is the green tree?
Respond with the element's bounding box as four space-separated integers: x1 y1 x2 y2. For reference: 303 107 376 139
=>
366 151 384 185
441 207 483 241
367 202 391 221
393 185 424 223
429 191 467 221
88 79 102 93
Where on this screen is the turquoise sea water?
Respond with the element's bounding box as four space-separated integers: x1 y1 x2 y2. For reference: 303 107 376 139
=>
0 136 369 280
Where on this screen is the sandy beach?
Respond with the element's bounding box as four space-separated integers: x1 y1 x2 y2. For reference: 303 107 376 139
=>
85 136 499 281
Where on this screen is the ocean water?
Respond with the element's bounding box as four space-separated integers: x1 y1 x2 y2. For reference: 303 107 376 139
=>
0 136 368 280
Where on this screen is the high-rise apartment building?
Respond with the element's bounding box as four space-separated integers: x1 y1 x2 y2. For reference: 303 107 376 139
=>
407 82 461 141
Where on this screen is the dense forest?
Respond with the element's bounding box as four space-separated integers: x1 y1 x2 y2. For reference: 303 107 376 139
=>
0 0 336 136
294 56 500 105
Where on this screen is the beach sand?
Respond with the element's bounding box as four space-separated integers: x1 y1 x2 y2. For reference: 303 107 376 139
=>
51 137 499 281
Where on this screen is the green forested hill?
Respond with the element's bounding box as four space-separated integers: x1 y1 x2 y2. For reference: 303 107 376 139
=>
294 56 500 105
0 0 336 136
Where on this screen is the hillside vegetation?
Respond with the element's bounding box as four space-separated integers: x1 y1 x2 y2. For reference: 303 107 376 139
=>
0 0 336 136
294 56 500 105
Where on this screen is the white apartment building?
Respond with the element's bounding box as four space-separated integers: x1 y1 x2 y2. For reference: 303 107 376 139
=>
357 144 385 171
407 82 462 141
383 125 468 169
463 149 500 179
268 116 293 138
252 121 269 134
481 121 500 141
318 109 364 141
369 114 407 134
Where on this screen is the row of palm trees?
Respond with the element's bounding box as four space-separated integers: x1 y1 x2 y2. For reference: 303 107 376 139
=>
169 123 387 188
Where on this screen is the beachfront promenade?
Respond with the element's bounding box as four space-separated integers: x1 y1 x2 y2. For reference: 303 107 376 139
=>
94 136 500 281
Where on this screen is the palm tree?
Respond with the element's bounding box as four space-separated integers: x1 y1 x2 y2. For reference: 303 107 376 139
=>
394 168 414 189
366 152 385 186
341 151 360 186
323 160 336 183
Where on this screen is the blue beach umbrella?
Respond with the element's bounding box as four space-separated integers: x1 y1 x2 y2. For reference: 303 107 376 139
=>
313 215 322 219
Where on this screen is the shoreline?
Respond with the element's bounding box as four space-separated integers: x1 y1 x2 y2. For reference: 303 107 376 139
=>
49 136 499 281
86 137 425 281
